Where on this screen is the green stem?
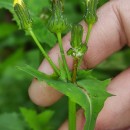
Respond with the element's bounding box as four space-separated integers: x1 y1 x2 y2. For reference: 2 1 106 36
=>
28 28 60 75
69 58 79 130
72 58 78 83
56 32 71 81
85 24 93 46
69 99 76 130
56 32 77 130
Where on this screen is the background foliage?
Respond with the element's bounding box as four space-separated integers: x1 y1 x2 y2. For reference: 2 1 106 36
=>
0 0 130 129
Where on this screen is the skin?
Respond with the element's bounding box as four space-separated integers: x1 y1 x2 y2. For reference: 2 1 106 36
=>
29 0 130 129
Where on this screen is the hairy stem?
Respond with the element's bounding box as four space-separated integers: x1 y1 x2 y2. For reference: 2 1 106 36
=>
56 32 71 81
28 29 60 75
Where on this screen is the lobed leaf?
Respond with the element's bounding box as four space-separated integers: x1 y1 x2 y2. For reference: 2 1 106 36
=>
77 78 112 129
20 107 54 130
17 65 112 130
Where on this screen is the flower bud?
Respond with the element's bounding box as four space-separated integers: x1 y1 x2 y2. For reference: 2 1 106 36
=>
13 0 32 30
84 0 98 25
70 24 83 48
67 24 87 58
48 0 71 33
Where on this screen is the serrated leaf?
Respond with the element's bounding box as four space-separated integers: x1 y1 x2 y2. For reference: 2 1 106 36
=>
18 65 112 129
17 66 90 120
0 113 25 130
20 107 54 130
77 70 93 80
77 78 112 130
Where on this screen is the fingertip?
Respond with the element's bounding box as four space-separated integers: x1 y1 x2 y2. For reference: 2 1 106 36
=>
28 79 62 107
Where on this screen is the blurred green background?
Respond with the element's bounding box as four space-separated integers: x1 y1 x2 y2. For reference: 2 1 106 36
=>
0 0 130 130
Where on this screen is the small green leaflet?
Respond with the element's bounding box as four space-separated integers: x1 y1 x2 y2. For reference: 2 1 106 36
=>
20 107 54 130
17 65 112 130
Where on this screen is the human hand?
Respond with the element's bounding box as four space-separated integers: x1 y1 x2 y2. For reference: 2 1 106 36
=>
29 0 130 129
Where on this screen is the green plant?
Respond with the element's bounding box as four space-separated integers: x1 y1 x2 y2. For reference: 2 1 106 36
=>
0 0 110 130
12 0 112 129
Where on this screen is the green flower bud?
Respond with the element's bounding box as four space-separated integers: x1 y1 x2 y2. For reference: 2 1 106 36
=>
48 0 71 33
13 0 32 30
84 0 98 25
67 24 87 58
70 24 83 48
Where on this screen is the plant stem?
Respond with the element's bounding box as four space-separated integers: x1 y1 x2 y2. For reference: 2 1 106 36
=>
68 58 79 130
72 58 78 83
56 32 77 130
56 32 71 81
85 24 93 46
69 99 76 130
28 28 60 75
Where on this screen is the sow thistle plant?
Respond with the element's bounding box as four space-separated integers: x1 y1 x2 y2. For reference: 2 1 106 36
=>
13 0 112 129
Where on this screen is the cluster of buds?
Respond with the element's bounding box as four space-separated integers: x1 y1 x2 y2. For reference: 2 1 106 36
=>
13 0 32 30
67 24 87 58
84 0 98 25
48 0 71 34
13 0 98 60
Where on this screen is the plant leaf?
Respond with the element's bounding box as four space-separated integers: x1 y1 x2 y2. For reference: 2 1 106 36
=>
17 65 112 129
77 69 93 80
17 66 89 110
16 65 57 81
20 107 54 130
77 77 112 130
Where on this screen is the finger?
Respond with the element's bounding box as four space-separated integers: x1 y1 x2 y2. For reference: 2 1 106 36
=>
29 0 130 107
95 68 130 130
58 109 85 130
28 79 62 106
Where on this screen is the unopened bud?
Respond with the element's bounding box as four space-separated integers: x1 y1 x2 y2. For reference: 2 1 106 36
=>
84 0 98 25
48 0 71 33
70 24 83 48
67 24 87 58
13 0 32 30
